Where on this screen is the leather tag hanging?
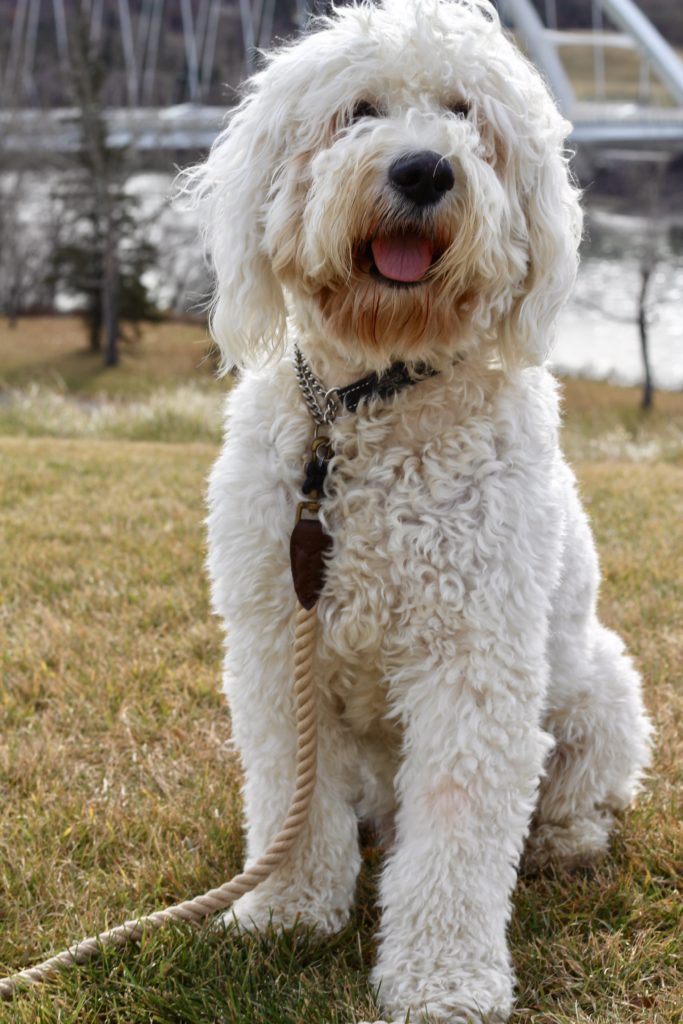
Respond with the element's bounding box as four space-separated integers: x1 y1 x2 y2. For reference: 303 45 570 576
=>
290 517 332 610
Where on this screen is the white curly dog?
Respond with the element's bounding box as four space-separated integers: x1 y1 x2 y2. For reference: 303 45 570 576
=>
188 1 652 1020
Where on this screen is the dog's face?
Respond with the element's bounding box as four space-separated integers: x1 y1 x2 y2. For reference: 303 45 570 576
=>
189 0 582 370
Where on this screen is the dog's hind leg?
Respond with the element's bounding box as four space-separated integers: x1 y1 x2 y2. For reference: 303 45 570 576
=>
529 621 652 869
527 488 652 870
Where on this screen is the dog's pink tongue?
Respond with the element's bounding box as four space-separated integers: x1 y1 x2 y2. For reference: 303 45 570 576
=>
371 235 433 282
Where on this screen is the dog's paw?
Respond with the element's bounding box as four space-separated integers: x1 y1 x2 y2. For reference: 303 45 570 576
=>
371 1007 507 1024
374 961 513 1024
213 888 348 935
353 1013 502 1024
211 891 273 933
524 813 613 873
351 1019 406 1024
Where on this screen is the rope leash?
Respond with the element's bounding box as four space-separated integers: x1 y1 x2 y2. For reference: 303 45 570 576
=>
0 603 318 1001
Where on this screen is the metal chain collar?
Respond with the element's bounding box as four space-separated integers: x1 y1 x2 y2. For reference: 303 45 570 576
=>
294 345 341 426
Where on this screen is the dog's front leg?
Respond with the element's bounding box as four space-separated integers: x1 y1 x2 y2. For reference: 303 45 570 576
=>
218 620 361 937
373 640 552 1024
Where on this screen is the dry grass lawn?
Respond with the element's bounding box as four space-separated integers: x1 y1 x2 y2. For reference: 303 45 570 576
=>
2 316 683 462
0 322 681 1021
0 316 219 397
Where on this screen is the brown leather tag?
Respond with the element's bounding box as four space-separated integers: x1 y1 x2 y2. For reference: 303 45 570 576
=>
290 518 333 610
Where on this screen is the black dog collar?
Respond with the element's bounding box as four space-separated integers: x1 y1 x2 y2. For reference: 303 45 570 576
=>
294 343 438 424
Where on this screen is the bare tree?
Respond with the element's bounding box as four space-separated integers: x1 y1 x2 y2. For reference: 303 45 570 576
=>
637 257 655 410
574 162 678 410
0 171 24 327
0 165 58 325
50 23 158 366
576 235 663 411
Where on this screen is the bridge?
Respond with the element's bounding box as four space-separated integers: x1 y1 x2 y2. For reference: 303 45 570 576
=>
500 0 683 158
1 0 683 160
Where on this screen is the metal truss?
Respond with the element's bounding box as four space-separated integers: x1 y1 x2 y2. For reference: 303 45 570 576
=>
499 0 683 115
1 0 272 107
1 0 683 143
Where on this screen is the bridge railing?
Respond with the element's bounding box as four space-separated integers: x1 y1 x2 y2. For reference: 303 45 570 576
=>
0 0 307 110
499 0 683 117
2 0 683 158
3 0 683 115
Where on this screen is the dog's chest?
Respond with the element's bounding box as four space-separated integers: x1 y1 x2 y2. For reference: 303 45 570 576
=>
315 395 497 659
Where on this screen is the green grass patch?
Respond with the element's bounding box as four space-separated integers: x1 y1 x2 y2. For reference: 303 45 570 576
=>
0 437 681 1022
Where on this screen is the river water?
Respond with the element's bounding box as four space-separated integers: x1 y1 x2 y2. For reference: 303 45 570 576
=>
554 207 683 390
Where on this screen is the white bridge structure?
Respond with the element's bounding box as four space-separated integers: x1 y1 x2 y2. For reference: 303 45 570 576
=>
500 0 683 154
2 0 683 159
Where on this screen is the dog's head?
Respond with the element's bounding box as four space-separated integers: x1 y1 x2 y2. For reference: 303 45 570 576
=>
186 0 582 371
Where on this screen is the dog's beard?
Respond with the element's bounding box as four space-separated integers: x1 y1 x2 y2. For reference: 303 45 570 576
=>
273 160 509 358
312 210 484 355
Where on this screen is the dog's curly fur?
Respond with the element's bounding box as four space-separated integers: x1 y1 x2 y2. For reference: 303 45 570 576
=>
185 1 653 1020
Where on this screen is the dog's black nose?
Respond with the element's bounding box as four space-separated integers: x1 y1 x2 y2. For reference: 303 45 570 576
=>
389 150 455 206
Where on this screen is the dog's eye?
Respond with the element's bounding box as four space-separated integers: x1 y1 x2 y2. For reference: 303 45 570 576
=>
449 101 471 119
350 100 383 123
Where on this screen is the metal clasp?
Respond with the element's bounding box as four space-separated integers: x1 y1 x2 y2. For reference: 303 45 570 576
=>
322 388 341 424
295 500 321 523
311 435 334 462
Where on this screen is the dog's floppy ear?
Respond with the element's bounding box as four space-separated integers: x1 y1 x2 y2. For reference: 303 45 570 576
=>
499 141 582 368
181 80 288 371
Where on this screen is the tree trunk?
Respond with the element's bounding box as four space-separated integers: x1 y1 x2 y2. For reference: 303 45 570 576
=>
102 247 120 368
88 294 102 351
89 320 101 351
638 264 654 411
7 279 20 328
